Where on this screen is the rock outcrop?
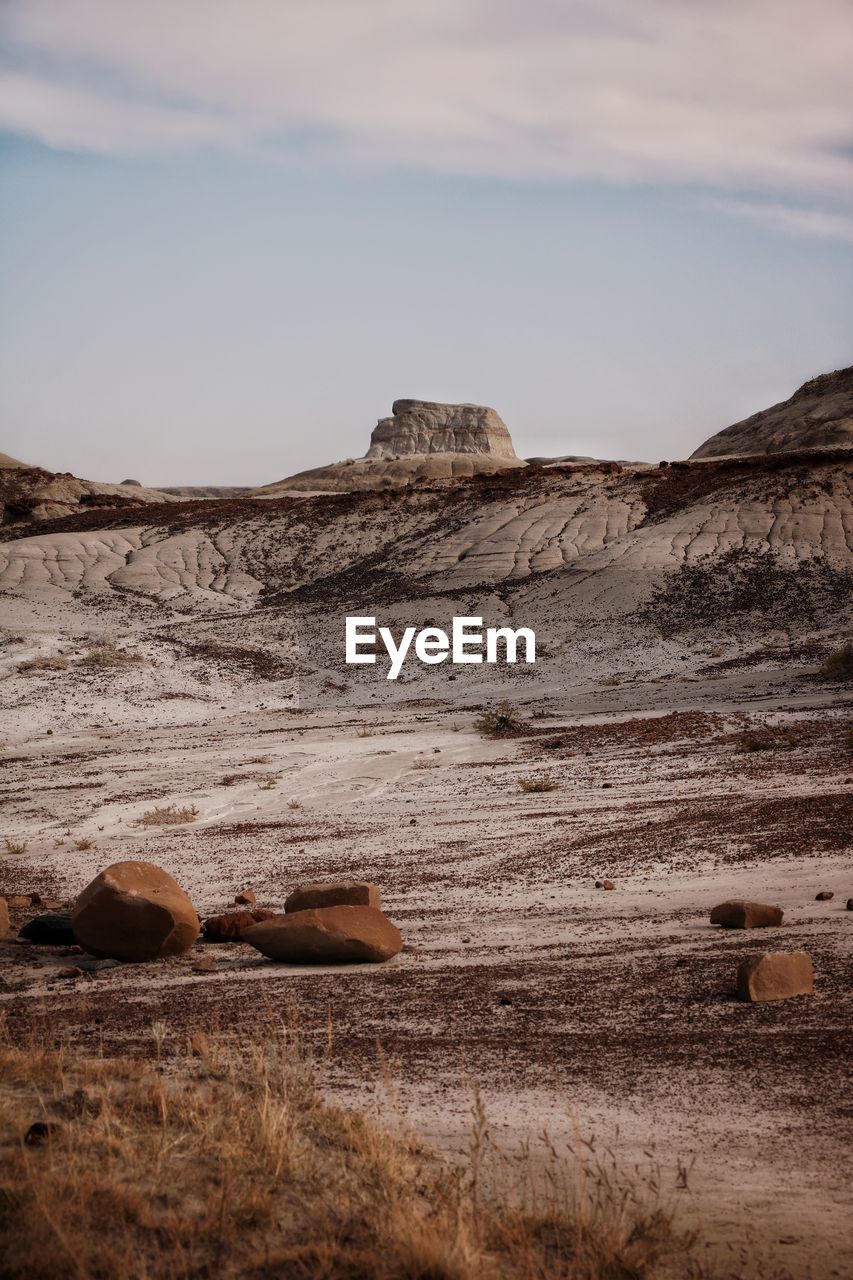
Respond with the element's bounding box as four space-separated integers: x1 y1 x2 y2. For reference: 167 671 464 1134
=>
18 911 76 945
72 861 199 962
736 951 814 1002
366 400 519 461
710 900 783 929
284 880 380 913
691 366 853 458
244 905 402 964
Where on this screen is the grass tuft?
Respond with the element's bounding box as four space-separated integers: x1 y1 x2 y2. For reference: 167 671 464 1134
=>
136 804 200 827
474 701 525 737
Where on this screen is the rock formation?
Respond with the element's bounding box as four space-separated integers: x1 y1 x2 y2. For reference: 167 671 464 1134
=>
202 908 276 940
366 400 519 461
691 366 853 458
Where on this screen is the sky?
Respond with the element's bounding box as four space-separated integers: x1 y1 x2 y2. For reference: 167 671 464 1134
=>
1 0 852 485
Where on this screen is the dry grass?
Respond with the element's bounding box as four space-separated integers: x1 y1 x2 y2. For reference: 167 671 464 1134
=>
474 701 526 737
73 837 95 851
16 654 69 674
517 772 559 793
287 799 303 811
80 642 146 668
3 837 29 856
412 758 439 771
0 1021 704 1280
136 804 200 828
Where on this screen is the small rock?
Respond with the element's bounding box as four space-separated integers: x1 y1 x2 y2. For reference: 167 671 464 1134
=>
76 957 122 974
710 901 783 929
847 899 853 911
56 966 83 979
602 782 612 789
203 908 276 941
595 880 615 890
192 955 218 974
8 896 33 909
18 912 76 945
25 1121 61 1146
409 818 417 825
284 880 380 913
815 891 834 901
736 951 813 1002
461 936 471 944
234 890 256 906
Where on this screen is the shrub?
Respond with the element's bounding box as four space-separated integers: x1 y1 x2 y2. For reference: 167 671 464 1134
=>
17 655 69 674
517 772 558 793
411 758 438 770
74 837 95 851
474 700 525 736
820 640 853 681
80 643 145 668
3 838 28 856
287 799 302 811
136 804 199 827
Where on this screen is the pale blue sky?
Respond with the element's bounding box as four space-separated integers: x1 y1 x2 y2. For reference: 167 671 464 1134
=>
1 1 852 484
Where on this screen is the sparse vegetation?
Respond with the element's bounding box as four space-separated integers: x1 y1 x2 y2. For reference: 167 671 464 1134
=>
735 728 800 753
220 773 243 787
820 639 853 681
0 1025 700 1280
17 654 69 674
136 804 200 827
247 755 273 765
357 727 376 738
258 776 277 791
411 757 438 770
474 700 525 737
74 837 95 851
517 772 559 793
287 799 302 811
3 837 28 856
80 642 145 668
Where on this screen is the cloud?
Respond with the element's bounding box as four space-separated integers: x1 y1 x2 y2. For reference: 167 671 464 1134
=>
1 0 852 202
712 198 853 243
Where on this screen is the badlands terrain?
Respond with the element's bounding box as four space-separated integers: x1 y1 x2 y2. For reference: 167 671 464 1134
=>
1 372 851 1277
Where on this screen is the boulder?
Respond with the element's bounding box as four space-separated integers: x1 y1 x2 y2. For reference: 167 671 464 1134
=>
736 951 814 1002
710 900 783 929
285 879 380 913
244 906 402 964
72 861 199 962
202 908 275 941
595 879 615 890
18 911 76 945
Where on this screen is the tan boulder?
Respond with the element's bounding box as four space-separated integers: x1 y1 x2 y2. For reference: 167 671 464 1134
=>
202 908 275 941
710 900 783 929
284 880 380 913
736 951 814 1002
72 861 199 962
244 905 401 964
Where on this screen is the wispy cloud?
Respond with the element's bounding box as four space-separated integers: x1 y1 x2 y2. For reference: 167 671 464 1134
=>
712 198 853 244
1 0 852 204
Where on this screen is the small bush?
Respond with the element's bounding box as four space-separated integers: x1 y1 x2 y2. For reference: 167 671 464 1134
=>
258 777 277 790
74 837 95 851
820 640 853 681
356 727 375 738
136 804 199 827
3 837 28 856
220 773 242 787
411 758 438 770
17 655 69 674
247 755 272 765
80 643 145 668
287 799 302 811
517 772 558 793
474 700 525 736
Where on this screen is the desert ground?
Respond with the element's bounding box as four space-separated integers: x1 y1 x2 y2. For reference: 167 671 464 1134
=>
1 403 852 1278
